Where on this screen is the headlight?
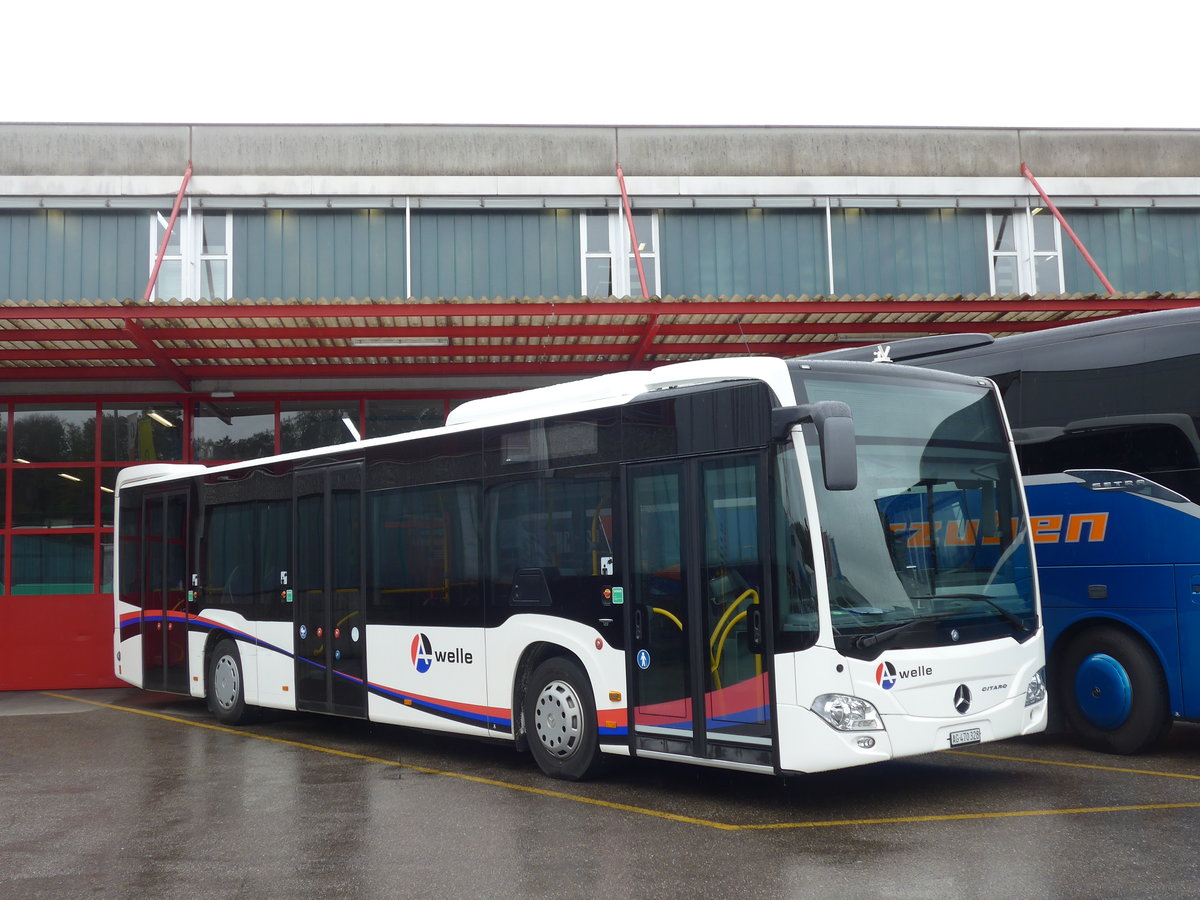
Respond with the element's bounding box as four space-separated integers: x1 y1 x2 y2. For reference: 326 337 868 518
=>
1024 666 1047 707
812 693 884 731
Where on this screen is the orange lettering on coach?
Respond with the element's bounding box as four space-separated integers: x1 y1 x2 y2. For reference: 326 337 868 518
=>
1031 515 1064 543
1065 513 1108 542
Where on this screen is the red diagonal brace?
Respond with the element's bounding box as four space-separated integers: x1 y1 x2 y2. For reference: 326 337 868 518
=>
1021 162 1115 294
122 319 192 391
629 314 662 368
145 160 194 301
616 163 651 299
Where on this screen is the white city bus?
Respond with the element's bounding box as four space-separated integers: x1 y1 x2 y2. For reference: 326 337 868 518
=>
114 356 1047 780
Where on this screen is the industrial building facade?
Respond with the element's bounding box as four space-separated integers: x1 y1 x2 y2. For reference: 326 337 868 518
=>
3 123 1199 689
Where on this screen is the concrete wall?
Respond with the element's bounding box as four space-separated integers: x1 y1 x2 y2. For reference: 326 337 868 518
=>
1 123 1198 179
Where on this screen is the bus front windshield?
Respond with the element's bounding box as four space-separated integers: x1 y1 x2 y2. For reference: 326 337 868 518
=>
796 372 1037 658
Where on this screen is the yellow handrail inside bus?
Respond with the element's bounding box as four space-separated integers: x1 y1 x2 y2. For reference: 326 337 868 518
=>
651 607 684 631
646 588 763 690
709 588 760 690
711 610 749 684
709 588 757 652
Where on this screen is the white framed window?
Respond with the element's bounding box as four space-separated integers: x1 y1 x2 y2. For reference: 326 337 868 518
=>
987 208 1063 294
150 203 233 300
581 210 660 298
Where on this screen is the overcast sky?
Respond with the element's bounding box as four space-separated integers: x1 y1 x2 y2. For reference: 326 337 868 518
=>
5 1 1197 129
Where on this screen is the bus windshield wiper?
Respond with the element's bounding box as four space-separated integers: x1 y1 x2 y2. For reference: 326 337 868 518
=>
853 616 938 650
911 593 1029 633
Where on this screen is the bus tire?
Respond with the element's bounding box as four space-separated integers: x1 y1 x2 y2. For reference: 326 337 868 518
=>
524 657 606 781
207 639 259 726
1056 625 1170 754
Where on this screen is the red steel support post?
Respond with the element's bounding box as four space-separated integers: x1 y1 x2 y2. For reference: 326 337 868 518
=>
1021 162 1116 294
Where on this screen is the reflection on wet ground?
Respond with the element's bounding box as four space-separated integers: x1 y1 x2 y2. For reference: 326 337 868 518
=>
4 689 1200 898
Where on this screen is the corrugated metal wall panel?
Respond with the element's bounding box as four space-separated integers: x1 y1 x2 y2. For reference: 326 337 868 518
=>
233 210 406 300
3 215 28 300
832 209 988 296
660 210 828 297
1064 209 1200 294
0 211 147 302
6 203 1200 308
411 210 579 299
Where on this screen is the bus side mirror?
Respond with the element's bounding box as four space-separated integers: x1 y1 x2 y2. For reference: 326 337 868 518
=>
772 401 858 492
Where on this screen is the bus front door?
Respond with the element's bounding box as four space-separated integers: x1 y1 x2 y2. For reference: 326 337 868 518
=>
293 462 368 718
141 490 191 695
627 455 774 769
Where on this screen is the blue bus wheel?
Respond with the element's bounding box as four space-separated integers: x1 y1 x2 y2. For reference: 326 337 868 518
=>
1073 653 1133 730
1056 625 1170 755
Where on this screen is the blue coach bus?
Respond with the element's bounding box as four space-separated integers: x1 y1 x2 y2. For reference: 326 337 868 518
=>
817 308 1200 754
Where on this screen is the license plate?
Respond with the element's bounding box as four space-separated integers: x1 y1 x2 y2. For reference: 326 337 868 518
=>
950 727 981 747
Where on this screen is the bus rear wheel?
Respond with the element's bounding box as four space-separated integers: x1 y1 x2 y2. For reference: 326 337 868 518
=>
207 639 259 726
1056 625 1170 754
524 657 606 781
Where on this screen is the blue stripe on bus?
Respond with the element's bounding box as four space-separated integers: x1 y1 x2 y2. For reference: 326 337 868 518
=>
154 615 634 735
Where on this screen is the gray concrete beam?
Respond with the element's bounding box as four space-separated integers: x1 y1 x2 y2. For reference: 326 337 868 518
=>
613 126 1023 177
0 123 191 176
3 123 1200 181
190 125 618 177
1018 129 1200 177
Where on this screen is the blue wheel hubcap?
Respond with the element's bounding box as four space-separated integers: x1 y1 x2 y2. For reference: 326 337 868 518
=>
1074 653 1133 730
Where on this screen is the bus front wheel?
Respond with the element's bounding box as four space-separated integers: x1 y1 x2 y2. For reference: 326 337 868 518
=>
1057 625 1170 754
524 657 606 781
207 639 259 726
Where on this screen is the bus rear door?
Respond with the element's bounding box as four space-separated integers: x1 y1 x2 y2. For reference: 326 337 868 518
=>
140 490 192 695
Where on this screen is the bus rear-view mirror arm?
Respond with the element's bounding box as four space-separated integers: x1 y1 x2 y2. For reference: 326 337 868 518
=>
772 401 858 492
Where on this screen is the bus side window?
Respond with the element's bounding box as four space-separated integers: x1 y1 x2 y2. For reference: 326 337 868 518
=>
367 482 481 627
1019 423 1198 478
487 474 616 609
205 502 255 614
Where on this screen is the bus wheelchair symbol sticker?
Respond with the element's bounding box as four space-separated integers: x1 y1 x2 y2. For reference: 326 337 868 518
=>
637 649 651 670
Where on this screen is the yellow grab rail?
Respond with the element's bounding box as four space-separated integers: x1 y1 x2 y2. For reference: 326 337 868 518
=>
709 588 760 690
651 606 684 631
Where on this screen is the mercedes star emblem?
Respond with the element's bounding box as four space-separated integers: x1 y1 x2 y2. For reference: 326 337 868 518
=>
954 684 972 714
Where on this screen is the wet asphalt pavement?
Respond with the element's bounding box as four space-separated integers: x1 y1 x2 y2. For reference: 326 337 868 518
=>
4 688 1200 898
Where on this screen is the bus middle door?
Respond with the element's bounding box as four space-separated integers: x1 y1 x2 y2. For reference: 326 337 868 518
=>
293 462 367 718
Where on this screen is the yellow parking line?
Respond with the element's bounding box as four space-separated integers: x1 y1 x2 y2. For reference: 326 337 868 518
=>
740 802 1200 830
949 748 1200 781
44 692 1200 831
